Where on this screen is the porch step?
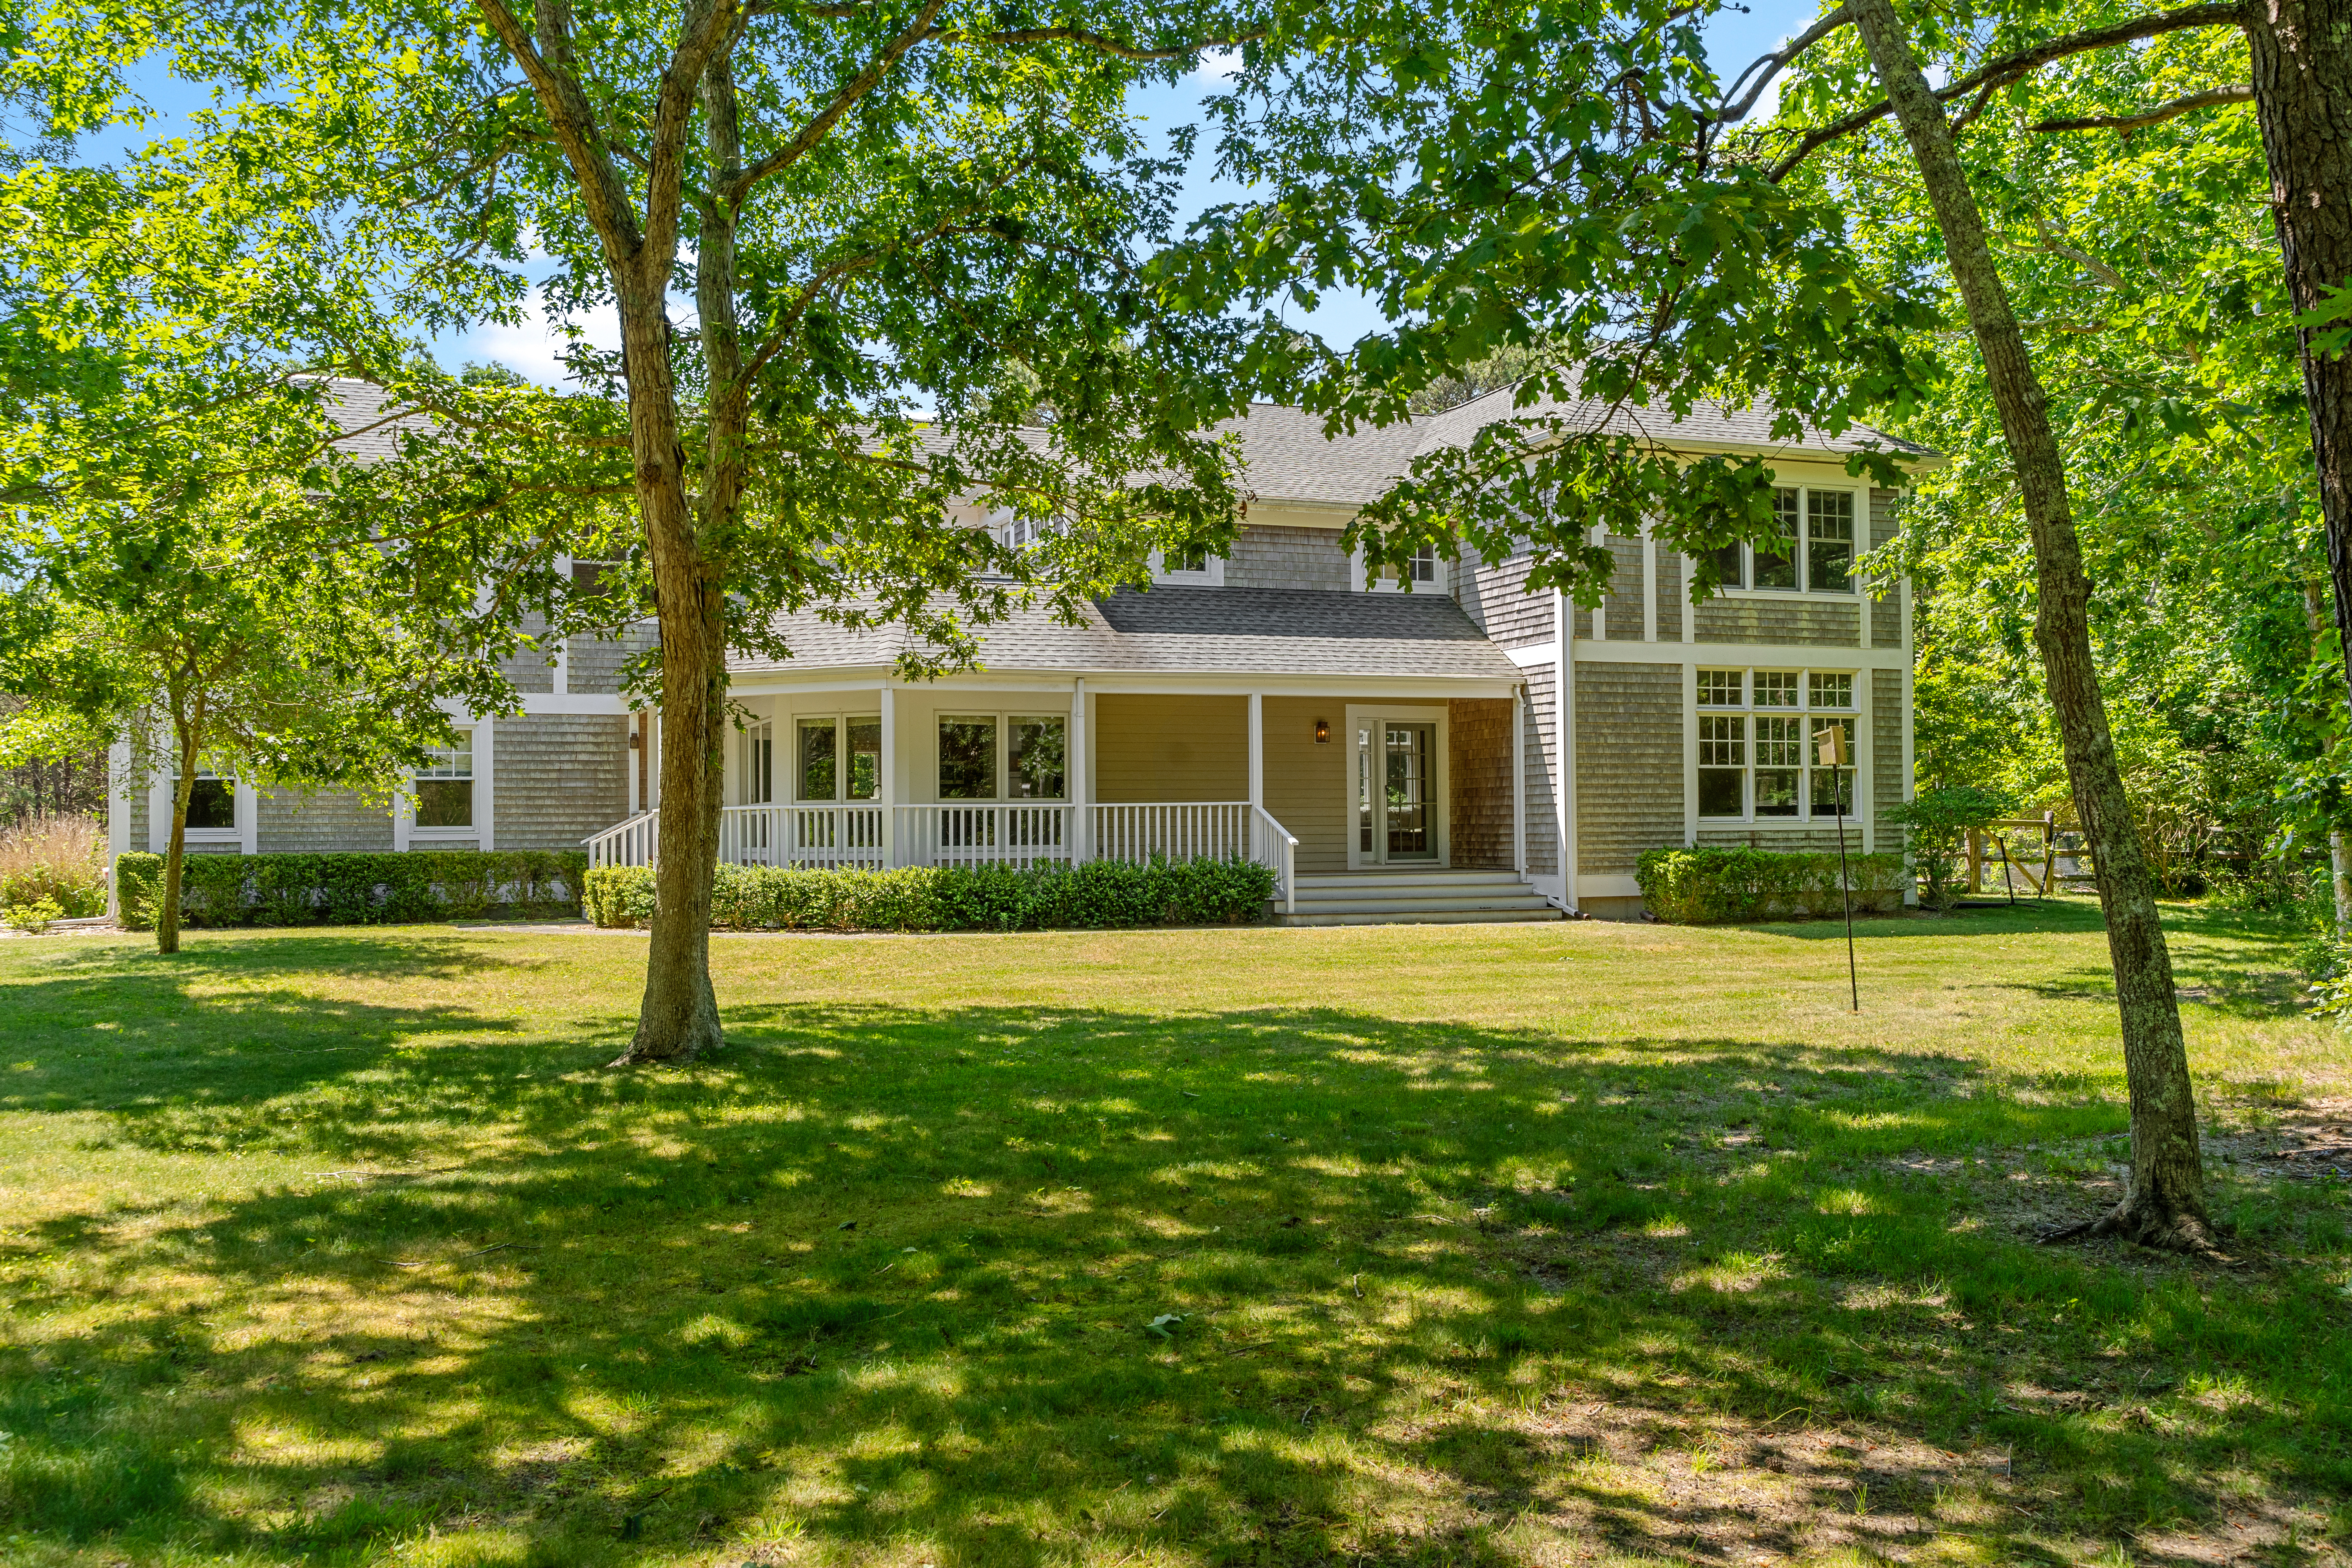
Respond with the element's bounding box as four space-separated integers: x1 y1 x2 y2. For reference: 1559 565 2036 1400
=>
1274 870 1562 927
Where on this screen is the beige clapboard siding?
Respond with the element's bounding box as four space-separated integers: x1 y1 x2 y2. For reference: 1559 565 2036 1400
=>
1225 523 1353 592
1091 695 1249 804
1573 660 1684 878
1260 695 1348 872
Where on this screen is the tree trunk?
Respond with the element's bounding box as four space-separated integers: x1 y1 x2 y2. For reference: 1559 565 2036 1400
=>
1851 0 2217 1250
611 281 725 1065
2244 0 2352 739
157 708 200 956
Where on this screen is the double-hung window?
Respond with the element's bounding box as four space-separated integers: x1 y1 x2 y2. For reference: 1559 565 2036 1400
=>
741 721 775 805
1696 669 1858 822
173 757 239 833
413 733 475 831
794 715 881 802
937 713 1067 799
1713 486 1857 593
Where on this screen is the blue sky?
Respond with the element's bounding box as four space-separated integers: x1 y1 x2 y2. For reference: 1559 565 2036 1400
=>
90 1 1825 383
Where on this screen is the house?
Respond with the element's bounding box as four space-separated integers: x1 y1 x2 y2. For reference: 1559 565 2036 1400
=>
108 384 1925 922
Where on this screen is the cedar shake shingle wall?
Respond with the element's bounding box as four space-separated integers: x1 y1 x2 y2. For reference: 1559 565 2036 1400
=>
494 715 628 850
1874 668 1908 853
1572 661 1684 878
1462 552 1554 647
1871 491 1905 649
1225 523 1353 592
1657 551 1685 641
1092 695 1249 803
257 788 395 853
1691 595 1862 644
1523 667 1559 878
499 613 557 694
1603 534 1644 641
1697 825 1864 852
1447 698 1514 869
570 623 659 695
1261 695 1348 872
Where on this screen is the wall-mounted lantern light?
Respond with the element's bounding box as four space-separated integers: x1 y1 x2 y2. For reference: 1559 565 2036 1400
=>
1314 718 1331 744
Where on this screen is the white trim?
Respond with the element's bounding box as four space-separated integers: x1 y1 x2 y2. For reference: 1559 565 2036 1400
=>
729 672 1524 700
1069 678 1088 858
1247 690 1264 811
107 742 130 916
1512 683 1527 877
1573 639 1910 668
475 715 495 851
1505 642 1555 669
1343 702 1451 870
1150 549 1227 587
515 692 632 715
879 684 898 862
626 712 642 817
1682 658 1700 848
1688 663 1863 828
1347 541 1447 594
1555 589 1575 908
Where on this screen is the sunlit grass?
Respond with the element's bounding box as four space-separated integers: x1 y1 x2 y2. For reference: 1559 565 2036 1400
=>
0 897 2347 1564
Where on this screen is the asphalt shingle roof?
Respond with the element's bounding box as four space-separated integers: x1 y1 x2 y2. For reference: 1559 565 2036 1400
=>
739 586 1520 681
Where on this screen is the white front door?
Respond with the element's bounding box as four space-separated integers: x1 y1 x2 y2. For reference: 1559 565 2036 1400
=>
1348 708 1448 868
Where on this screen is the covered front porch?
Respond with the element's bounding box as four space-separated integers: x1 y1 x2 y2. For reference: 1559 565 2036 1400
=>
587 682 1535 915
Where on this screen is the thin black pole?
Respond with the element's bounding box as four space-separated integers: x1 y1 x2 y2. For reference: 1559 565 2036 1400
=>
1835 762 1858 1012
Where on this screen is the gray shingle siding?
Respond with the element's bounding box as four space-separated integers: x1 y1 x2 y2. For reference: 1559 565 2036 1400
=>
1871 491 1905 649
1460 550 1554 648
1226 523 1353 592
257 788 395 853
570 623 658 696
1691 595 1863 644
1874 668 1908 852
1697 825 1864 852
1657 551 1685 642
499 614 558 695
1602 533 1644 641
494 715 629 850
1523 665 1560 878
1572 661 1683 877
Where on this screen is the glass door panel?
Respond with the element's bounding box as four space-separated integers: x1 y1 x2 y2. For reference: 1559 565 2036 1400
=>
1384 723 1435 859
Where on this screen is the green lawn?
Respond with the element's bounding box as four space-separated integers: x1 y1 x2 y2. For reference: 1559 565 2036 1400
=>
2 900 2348 1567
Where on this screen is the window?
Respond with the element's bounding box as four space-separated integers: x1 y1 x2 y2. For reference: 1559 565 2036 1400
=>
793 715 881 801
1154 542 1222 583
413 734 473 830
174 757 238 831
937 712 1068 799
1713 487 1859 593
938 716 997 799
1695 667 1859 821
743 722 774 805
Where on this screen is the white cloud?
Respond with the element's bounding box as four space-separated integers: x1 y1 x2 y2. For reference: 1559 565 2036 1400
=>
1194 45 1242 81
434 284 621 389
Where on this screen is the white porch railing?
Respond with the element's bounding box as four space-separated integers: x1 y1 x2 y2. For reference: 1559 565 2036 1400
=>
720 803 886 870
586 810 658 869
586 799 1297 909
896 803 1074 868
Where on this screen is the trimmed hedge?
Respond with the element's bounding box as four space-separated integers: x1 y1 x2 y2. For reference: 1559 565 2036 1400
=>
1635 846 1907 924
584 856 1279 933
115 849 588 930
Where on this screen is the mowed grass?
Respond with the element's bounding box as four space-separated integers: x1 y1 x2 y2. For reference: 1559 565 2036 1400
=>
2 899 2350 1568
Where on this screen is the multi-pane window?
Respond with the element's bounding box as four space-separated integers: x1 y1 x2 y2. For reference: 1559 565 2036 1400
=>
938 713 1066 800
174 757 238 831
742 722 775 805
1712 487 1858 593
795 716 880 802
1695 668 1859 821
414 734 473 829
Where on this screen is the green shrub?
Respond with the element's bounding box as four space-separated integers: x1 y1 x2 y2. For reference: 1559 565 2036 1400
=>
1882 786 2010 908
584 856 1279 932
4 895 64 933
1635 846 1908 924
114 849 587 930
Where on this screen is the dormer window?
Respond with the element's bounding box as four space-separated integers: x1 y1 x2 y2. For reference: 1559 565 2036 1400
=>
1713 487 1858 594
1153 545 1223 585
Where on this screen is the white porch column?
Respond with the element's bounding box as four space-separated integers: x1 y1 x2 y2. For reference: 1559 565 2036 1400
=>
107 742 129 917
392 780 412 852
1555 588 1577 909
1070 677 1089 861
1512 684 1526 877
236 779 257 856
879 683 898 867
1247 690 1264 810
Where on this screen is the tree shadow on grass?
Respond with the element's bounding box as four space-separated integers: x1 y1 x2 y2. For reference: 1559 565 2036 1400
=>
1 996 2344 1564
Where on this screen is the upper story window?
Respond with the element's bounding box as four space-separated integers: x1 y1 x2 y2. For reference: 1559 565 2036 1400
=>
412 733 475 831
1713 486 1858 594
1153 544 1224 585
1357 540 1446 593
1695 667 1858 822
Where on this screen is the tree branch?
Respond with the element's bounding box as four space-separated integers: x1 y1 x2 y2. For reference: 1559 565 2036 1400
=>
470 0 648 257
2031 82 2252 132
1762 2 2242 182
723 0 951 201
1713 4 1850 125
